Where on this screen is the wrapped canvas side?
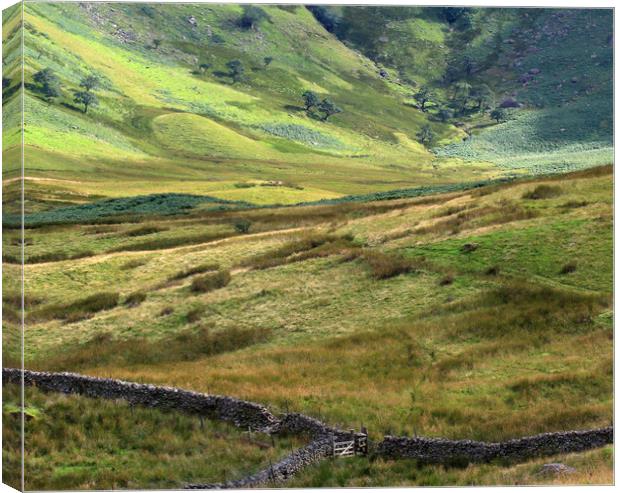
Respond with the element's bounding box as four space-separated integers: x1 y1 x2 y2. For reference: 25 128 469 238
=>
2 1 24 491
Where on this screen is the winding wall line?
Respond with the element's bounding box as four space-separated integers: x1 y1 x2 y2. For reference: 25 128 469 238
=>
3 368 613 489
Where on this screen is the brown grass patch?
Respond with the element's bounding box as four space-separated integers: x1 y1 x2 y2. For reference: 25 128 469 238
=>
522 185 563 200
190 270 231 293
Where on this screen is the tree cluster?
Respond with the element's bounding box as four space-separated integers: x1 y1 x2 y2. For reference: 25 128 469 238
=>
32 67 101 114
238 6 269 30
33 68 61 102
74 74 100 113
302 91 343 121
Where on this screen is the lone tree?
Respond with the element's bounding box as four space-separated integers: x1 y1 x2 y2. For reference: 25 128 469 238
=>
263 56 274 67
302 90 320 112
80 74 100 92
414 86 433 111
73 90 99 113
226 60 245 83
152 38 162 50
33 68 61 102
318 98 342 121
490 107 507 123
238 5 269 30
416 124 435 146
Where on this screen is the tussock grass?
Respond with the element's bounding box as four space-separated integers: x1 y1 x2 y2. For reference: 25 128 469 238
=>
120 258 148 270
509 371 610 399
190 270 231 293
560 200 589 209
415 203 537 236
168 262 220 282
35 326 272 370
523 185 563 200
124 291 147 307
124 225 168 237
241 233 355 270
361 250 415 280
32 292 119 323
2 384 300 490
440 281 607 341
23 250 95 264
186 306 204 323
159 306 174 317
560 262 577 275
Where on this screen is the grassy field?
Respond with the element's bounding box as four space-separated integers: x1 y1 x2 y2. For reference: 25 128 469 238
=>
2 384 304 490
1 167 613 487
7 167 611 443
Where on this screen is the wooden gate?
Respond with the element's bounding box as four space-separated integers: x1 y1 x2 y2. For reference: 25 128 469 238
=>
332 429 368 458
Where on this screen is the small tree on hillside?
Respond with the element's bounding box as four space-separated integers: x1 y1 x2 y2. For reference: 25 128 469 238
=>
73 90 99 113
414 86 433 111
318 98 342 121
198 63 211 74
238 5 269 30
152 38 162 50
79 74 100 92
263 56 274 67
302 90 320 112
416 124 435 146
490 107 507 123
33 68 61 102
226 60 245 83
33 68 57 87
42 82 61 102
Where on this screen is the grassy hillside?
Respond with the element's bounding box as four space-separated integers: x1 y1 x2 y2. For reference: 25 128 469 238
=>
10 2 493 211
316 7 612 174
8 167 611 441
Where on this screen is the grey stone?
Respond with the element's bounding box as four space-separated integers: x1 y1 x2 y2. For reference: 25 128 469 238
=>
539 463 577 476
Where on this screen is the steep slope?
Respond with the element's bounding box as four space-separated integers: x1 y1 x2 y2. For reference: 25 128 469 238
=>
314 7 613 174
14 2 478 209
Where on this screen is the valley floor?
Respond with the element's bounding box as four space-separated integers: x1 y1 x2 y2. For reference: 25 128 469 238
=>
2 165 613 488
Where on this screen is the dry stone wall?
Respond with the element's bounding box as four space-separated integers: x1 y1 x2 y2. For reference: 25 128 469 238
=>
185 437 333 489
377 427 613 464
4 368 613 488
3 368 278 431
